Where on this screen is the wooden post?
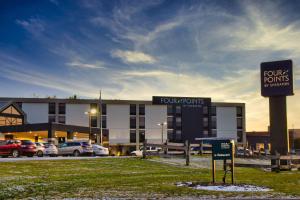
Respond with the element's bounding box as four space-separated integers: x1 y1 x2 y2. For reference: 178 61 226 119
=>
199 142 203 155
231 143 235 184
164 140 168 155
185 140 190 166
212 159 216 184
142 139 147 159
223 159 227 183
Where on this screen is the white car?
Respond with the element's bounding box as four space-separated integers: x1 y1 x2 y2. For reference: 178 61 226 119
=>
45 144 58 157
131 146 161 156
92 144 109 156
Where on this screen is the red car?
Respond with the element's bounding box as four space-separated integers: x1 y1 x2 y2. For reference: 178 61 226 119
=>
20 140 37 157
0 140 37 158
0 140 21 158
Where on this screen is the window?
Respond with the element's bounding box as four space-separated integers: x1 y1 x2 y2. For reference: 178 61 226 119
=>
139 130 145 142
203 106 208 115
58 116 65 124
203 130 208 136
203 117 208 128
139 116 145 129
90 103 97 110
59 103 66 114
48 115 56 123
91 116 97 127
211 106 216 116
16 102 22 109
176 117 181 127
101 116 107 128
167 105 173 116
237 130 243 143
49 103 56 114
101 104 106 115
175 130 182 140
130 116 136 129
130 104 136 115
139 104 145 115
175 106 181 114
211 116 216 129
237 118 243 129
212 129 217 137
167 117 173 129
237 106 243 116
130 130 136 143
167 130 174 140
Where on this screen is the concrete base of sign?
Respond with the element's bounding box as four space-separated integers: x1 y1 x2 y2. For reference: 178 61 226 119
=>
176 182 272 192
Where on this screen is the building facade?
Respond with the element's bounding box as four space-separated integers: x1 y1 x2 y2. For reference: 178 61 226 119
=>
0 97 246 151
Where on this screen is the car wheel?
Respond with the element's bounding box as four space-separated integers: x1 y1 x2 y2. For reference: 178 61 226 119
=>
73 150 80 157
37 150 43 157
11 149 20 158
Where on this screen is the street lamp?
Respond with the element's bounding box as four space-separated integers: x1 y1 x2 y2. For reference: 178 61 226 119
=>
158 122 167 144
85 108 97 141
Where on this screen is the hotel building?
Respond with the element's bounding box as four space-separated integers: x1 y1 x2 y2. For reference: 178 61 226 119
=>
0 96 245 153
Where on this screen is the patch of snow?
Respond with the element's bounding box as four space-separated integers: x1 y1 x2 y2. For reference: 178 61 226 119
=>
194 185 271 192
176 182 272 192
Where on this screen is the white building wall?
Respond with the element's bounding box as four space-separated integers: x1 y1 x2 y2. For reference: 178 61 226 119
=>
107 104 129 144
145 105 167 143
22 103 48 123
216 107 237 141
66 104 89 126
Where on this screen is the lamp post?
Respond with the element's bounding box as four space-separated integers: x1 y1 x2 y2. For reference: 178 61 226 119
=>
158 122 167 144
85 108 97 141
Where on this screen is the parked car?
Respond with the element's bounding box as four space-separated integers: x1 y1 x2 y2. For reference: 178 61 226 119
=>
44 143 58 157
92 144 109 156
236 148 253 157
58 141 93 156
35 142 45 157
0 140 22 158
20 140 37 157
130 146 161 156
191 146 201 155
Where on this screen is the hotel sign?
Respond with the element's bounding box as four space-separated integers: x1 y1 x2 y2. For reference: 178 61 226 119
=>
261 60 294 97
152 96 211 106
212 140 233 160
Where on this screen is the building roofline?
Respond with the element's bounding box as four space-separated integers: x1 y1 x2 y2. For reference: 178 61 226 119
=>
0 97 245 106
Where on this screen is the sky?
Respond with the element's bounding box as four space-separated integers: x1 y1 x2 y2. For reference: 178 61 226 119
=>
0 0 300 131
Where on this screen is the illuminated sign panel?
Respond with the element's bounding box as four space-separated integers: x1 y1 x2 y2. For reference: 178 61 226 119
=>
152 96 211 107
261 60 293 97
212 140 233 160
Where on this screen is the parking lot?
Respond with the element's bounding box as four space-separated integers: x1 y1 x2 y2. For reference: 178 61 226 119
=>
0 155 123 162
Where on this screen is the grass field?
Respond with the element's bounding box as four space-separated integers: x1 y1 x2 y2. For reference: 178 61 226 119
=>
0 157 299 199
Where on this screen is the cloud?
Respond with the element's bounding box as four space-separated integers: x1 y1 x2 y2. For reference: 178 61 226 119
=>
66 61 105 69
16 18 45 36
111 50 156 64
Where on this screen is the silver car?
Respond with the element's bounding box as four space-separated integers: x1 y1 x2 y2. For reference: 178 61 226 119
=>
58 141 93 156
44 143 58 157
92 144 109 156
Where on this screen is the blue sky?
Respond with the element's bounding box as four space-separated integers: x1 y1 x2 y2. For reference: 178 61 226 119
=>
1 0 300 131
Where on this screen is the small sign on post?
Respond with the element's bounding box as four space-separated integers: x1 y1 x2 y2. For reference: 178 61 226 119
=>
211 139 235 184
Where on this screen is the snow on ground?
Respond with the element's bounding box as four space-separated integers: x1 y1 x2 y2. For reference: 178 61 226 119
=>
176 182 272 192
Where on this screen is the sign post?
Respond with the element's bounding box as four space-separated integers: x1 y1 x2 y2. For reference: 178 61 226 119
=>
211 139 234 184
261 60 294 162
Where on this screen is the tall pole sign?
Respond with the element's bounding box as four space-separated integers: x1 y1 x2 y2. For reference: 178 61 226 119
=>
260 60 294 156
